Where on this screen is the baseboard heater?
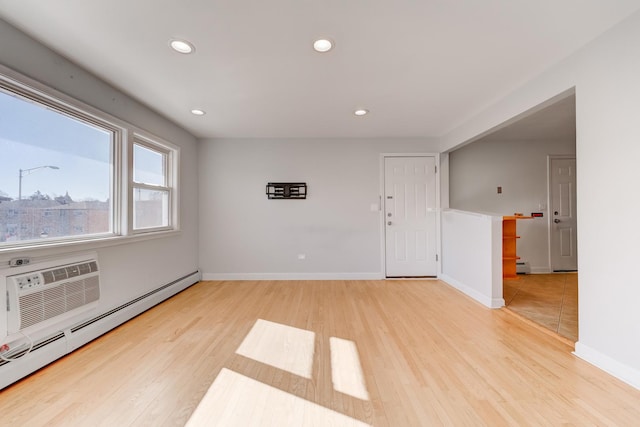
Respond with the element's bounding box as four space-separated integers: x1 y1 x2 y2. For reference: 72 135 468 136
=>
0 332 66 366
516 261 531 274
0 268 200 389
70 272 197 333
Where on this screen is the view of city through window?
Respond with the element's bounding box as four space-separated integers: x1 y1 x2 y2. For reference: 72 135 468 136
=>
0 88 112 243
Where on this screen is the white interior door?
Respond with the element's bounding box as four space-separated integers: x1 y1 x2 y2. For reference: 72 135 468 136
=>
384 156 437 277
549 157 577 271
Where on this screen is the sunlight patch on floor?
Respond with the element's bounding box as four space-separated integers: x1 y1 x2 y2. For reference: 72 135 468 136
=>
185 368 371 427
189 319 372 425
235 319 315 379
330 337 370 401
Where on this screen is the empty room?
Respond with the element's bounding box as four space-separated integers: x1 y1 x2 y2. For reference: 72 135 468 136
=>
1 1 640 425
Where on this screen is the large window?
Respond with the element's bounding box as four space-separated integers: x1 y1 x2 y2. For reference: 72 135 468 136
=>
0 70 179 249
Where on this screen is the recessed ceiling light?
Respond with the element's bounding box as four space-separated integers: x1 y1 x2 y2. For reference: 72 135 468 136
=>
191 109 206 116
170 39 195 54
313 38 334 53
354 109 369 116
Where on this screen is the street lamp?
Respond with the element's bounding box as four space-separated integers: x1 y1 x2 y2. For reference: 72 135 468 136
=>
18 165 60 201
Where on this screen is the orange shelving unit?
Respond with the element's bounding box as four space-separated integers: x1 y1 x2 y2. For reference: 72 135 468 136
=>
503 215 532 280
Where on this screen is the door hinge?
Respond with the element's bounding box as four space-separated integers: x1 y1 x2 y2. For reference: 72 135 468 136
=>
436 254 439 261
435 165 437 174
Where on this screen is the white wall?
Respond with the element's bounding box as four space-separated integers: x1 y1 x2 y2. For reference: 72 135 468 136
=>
198 138 437 279
0 19 199 310
449 138 575 272
441 210 503 308
438 10 640 388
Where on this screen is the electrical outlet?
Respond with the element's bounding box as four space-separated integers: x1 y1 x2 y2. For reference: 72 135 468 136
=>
297 254 306 260
9 257 31 267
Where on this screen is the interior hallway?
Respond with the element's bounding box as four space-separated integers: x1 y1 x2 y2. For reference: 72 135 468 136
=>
504 273 578 342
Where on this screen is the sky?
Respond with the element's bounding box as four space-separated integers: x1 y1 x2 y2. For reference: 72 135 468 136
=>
0 88 163 201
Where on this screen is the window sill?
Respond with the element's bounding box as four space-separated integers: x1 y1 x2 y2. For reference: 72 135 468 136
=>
0 229 181 262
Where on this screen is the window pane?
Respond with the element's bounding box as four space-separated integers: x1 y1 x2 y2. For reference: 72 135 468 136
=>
134 144 165 186
0 89 112 244
133 188 169 229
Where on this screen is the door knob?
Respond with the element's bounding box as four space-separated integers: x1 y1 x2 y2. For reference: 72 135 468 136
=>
554 219 561 223
387 221 392 226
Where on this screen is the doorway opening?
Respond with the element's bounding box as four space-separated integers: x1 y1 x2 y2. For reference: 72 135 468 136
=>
447 91 578 341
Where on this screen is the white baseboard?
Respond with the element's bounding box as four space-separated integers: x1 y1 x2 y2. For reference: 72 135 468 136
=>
574 342 640 391
202 272 384 281
439 274 504 309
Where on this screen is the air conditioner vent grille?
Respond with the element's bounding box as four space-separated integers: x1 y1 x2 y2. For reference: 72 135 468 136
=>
42 261 98 285
66 265 80 278
18 276 100 330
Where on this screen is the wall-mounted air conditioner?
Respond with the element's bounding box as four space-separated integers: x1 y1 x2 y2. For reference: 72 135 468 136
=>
1 253 101 346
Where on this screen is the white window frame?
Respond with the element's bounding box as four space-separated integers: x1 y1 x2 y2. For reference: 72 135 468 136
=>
129 133 179 234
0 64 180 253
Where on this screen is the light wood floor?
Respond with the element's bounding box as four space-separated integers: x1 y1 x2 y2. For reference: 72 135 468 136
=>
504 273 578 342
2 279 639 426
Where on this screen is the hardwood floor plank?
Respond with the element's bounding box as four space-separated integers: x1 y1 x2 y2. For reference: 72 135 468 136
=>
505 273 578 341
1 279 638 426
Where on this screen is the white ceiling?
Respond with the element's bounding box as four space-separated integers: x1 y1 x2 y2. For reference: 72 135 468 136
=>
476 94 576 143
0 1 638 139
